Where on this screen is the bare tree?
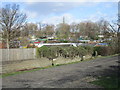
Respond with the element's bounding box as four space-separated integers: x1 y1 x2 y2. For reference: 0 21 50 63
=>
56 23 70 39
42 24 55 37
74 21 99 40
0 4 27 48
118 1 120 32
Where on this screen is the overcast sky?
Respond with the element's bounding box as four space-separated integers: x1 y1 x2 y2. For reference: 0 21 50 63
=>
1 1 118 25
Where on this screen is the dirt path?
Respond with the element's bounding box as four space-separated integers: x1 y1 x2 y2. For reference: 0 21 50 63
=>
2 55 119 88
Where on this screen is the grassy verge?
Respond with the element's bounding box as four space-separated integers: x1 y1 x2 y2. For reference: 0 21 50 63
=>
0 54 119 78
0 61 82 78
89 54 119 89
0 66 53 78
90 75 120 90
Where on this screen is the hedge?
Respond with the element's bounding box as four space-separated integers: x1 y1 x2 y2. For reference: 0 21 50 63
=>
36 46 89 60
36 45 118 61
93 46 116 56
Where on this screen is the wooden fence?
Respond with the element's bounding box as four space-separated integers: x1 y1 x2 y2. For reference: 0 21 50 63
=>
0 48 36 62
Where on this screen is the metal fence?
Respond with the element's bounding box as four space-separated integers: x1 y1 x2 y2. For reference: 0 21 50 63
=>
0 48 36 62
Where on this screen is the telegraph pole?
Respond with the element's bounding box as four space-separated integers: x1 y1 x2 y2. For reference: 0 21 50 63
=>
63 17 65 24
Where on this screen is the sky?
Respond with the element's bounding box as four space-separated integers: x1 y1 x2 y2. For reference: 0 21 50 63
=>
1 0 118 25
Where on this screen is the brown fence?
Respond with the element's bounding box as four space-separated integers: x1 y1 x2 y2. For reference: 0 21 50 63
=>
0 48 36 62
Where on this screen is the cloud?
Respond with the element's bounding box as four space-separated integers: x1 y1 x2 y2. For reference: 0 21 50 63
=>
24 2 82 15
105 3 113 8
25 11 38 20
23 2 101 18
36 10 117 25
1 2 116 25
88 11 107 21
41 13 81 25
86 11 117 22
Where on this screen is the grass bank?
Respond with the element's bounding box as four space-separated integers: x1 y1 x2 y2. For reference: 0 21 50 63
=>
90 75 120 89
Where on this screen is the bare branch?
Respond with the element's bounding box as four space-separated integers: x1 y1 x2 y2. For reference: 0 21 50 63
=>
0 4 27 48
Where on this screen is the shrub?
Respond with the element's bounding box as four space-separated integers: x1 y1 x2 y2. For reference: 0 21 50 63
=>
94 46 113 56
55 46 63 56
63 40 68 43
60 47 69 58
105 37 119 54
36 46 49 58
59 40 68 43
36 45 91 61
82 45 94 55
36 46 59 66
36 48 40 58
46 46 58 59
67 46 78 59
77 46 88 56
77 46 88 61
108 38 119 54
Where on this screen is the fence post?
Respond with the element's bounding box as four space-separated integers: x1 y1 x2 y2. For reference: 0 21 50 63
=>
34 48 36 59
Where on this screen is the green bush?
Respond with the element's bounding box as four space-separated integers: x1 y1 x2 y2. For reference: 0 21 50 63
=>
108 39 119 54
94 46 103 56
46 47 58 60
77 46 88 55
36 46 49 58
37 46 62 59
82 46 94 55
57 46 79 59
94 46 113 56
77 46 88 61
36 46 90 61
105 37 119 54
60 47 69 58
66 46 78 59
63 40 68 43
36 48 40 58
59 40 69 43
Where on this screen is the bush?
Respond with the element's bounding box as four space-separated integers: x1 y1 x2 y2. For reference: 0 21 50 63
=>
82 46 94 55
46 47 58 60
94 46 113 56
36 46 90 61
108 38 119 54
37 46 63 59
59 40 69 43
60 47 69 58
105 37 119 54
66 46 78 59
77 46 88 55
77 46 88 61
36 46 49 58
37 46 60 66
57 46 79 59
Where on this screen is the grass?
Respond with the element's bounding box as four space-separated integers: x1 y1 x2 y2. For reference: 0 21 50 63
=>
0 60 82 78
0 54 119 78
90 75 120 90
0 66 53 78
89 53 119 89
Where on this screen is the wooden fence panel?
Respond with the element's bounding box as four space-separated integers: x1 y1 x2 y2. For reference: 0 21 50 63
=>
0 48 36 62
